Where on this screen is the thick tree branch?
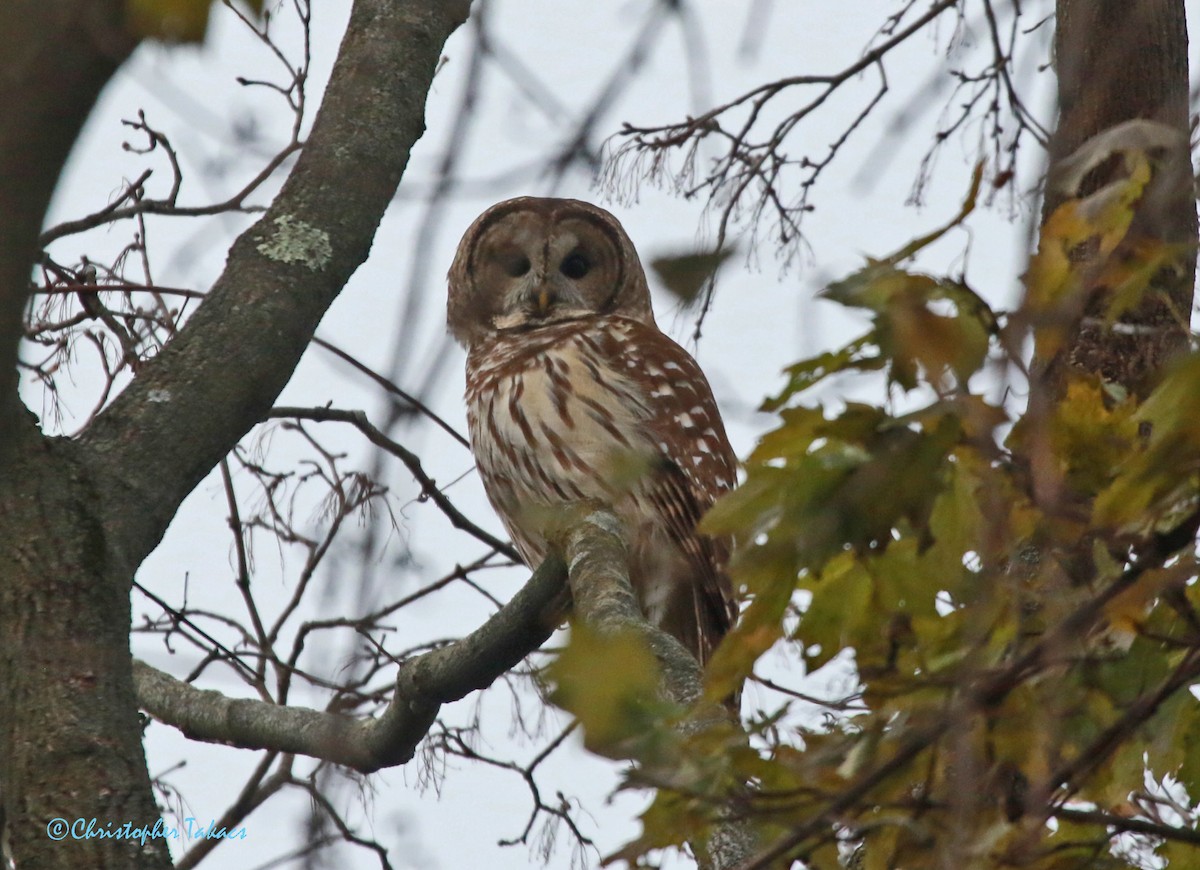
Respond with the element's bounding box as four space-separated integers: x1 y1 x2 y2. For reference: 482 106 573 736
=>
4 9 468 864
136 552 566 773
137 511 759 867
80 0 472 576
561 510 756 870
1052 806 1200 848
563 510 706 705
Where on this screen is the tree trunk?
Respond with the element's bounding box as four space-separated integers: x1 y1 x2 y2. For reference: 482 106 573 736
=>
0 424 170 866
1041 0 1195 392
0 3 150 865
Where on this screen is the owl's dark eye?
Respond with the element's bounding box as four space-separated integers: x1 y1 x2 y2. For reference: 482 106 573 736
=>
560 252 590 280
505 255 531 278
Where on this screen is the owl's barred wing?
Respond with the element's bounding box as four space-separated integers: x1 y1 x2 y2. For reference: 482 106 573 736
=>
615 320 740 662
643 458 737 659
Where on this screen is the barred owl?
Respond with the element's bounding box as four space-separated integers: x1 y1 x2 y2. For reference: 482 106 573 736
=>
448 197 737 665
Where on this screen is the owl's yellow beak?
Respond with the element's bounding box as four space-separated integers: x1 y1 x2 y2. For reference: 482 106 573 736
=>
533 285 555 317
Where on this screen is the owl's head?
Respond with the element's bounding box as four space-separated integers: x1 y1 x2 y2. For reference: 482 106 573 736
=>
447 197 654 347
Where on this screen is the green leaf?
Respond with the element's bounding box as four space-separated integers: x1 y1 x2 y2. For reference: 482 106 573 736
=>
549 624 665 756
704 568 792 703
800 552 874 670
1096 352 1200 529
1159 840 1200 870
649 246 735 305
127 0 210 42
1041 375 1139 499
1023 152 1150 362
762 335 882 412
822 265 994 391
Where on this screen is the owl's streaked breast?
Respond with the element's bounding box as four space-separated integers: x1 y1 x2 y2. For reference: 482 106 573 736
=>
465 317 658 563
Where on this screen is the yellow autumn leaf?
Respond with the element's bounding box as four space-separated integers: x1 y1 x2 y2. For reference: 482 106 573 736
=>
126 0 263 43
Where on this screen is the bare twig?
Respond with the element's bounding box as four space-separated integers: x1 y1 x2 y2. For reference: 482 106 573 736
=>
134 550 565 772
267 405 517 559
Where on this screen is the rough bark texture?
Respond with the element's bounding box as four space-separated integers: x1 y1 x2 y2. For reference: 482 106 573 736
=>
0 3 148 866
0 1 470 867
1041 0 1195 393
82 0 470 567
1 426 173 868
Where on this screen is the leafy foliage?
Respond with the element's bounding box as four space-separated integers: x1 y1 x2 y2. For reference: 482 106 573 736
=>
557 154 1200 867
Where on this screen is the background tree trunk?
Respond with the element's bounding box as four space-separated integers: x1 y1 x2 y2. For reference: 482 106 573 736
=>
1042 0 1196 392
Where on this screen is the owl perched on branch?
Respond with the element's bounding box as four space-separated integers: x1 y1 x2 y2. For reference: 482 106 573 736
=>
447 197 738 665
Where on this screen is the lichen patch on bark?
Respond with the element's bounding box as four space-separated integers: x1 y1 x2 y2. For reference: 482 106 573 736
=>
256 215 332 270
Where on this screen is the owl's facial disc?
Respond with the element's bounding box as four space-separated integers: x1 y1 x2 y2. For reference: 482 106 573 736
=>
479 215 622 332
447 197 658 349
